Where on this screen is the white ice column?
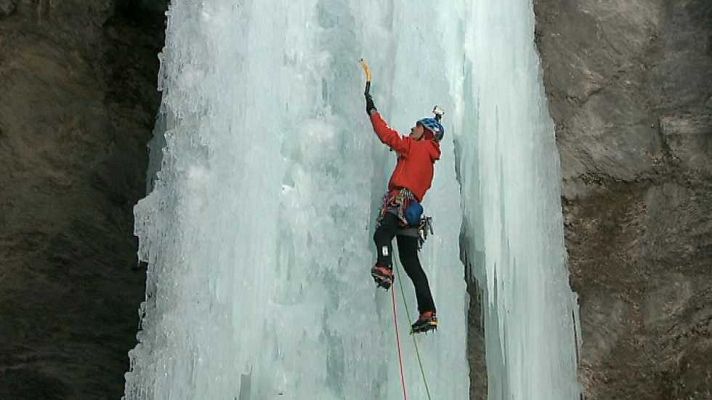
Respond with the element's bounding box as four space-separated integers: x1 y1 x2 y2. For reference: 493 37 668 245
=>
453 0 582 399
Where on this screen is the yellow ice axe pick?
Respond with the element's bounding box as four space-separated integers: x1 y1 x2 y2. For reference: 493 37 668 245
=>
359 58 372 95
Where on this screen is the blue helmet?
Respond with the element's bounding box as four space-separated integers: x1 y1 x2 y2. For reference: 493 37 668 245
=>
417 117 445 141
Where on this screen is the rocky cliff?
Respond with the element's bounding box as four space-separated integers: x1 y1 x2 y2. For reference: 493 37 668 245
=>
0 1 163 398
534 0 712 398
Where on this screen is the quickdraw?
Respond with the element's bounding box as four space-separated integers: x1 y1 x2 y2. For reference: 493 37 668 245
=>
399 215 433 251
416 216 434 250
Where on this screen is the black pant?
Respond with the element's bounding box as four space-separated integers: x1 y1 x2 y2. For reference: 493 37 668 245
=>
373 213 436 314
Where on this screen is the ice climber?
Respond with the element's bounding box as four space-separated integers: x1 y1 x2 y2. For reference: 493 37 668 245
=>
365 90 444 334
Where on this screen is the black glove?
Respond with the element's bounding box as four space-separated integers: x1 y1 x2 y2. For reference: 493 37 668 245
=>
365 93 376 116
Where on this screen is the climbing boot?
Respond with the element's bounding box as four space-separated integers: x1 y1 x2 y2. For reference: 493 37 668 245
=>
411 311 438 334
371 264 394 290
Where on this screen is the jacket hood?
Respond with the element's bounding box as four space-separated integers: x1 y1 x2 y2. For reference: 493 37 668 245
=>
427 139 441 161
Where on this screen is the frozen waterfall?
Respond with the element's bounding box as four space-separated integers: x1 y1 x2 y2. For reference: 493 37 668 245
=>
454 1 582 399
124 1 580 400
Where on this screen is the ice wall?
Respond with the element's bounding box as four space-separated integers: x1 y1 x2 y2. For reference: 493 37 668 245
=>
453 1 582 399
124 1 468 399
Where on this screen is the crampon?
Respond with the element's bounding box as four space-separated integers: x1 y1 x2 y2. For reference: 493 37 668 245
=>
371 264 394 290
411 311 438 334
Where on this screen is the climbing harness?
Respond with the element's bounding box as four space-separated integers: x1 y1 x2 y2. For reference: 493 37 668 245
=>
397 216 434 250
376 188 417 227
376 188 434 250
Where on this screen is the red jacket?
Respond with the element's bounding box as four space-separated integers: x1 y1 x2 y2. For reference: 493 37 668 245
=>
370 111 441 201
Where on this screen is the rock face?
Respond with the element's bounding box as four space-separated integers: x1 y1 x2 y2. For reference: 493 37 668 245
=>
0 1 164 398
0 0 17 17
534 0 712 399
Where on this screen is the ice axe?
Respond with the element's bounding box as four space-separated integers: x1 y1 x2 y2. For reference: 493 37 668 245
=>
359 58 372 95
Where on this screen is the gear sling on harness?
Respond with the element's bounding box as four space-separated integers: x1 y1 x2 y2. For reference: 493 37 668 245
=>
377 188 434 250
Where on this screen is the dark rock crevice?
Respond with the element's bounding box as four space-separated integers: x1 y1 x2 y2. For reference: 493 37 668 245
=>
459 235 487 400
0 1 166 398
0 0 17 17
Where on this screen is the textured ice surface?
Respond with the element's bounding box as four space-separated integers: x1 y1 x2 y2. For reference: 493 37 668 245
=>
453 1 582 400
125 0 579 399
125 1 467 399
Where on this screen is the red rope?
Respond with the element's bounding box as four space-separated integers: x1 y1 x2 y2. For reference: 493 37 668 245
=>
391 286 408 400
